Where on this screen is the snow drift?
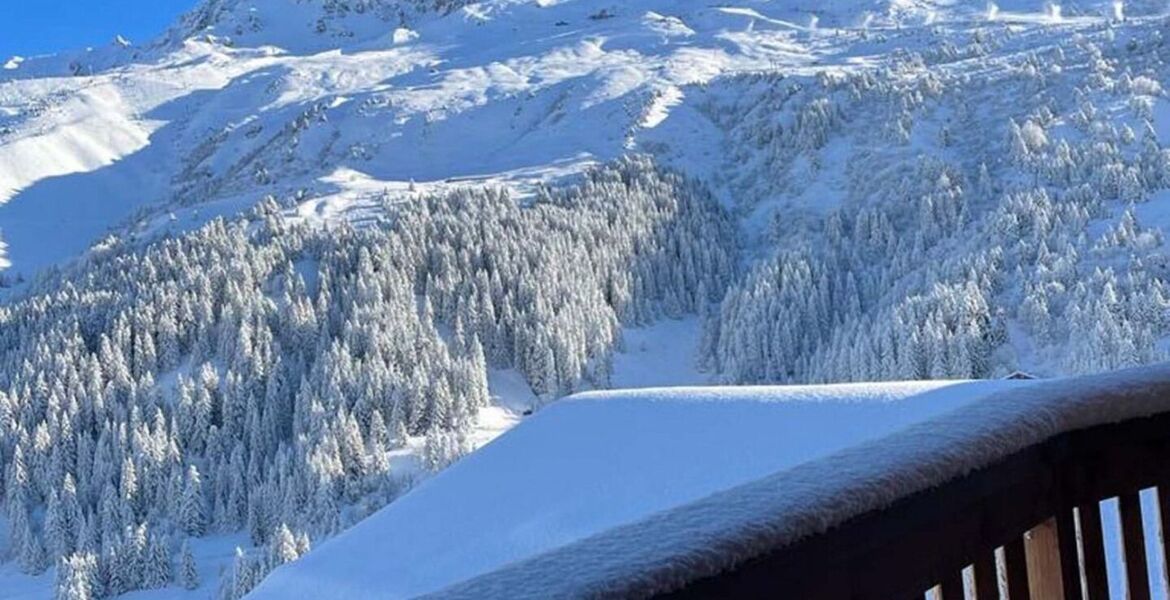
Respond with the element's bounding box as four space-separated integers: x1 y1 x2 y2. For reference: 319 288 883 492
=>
435 364 1170 599
247 379 1028 599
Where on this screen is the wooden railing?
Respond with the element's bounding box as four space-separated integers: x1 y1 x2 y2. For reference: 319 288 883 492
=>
658 411 1170 599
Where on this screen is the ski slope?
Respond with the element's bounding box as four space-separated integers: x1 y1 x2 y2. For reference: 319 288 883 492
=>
247 380 1028 599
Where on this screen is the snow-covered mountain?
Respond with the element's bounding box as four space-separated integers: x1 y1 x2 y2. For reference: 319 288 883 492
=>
0 0 1160 276
5 0 1170 598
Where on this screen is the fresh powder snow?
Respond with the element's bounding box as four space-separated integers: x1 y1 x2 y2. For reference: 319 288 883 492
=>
248 380 1026 599
4 1 1170 599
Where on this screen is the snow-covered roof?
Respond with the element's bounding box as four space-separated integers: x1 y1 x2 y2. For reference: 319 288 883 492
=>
430 364 1170 599
249 379 1041 599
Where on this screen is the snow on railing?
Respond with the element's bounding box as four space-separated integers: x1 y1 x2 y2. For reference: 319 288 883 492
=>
432 364 1170 599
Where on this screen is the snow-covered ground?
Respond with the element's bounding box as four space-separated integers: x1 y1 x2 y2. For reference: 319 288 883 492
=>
5 0 1170 598
255 367 1170 600
247 380 1027 599
611 317 708 388
435 367 1170 599
0 530 248 600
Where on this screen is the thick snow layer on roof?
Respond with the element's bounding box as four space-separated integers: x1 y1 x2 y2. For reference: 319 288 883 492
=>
247 379 1030 600
433 364 1170 599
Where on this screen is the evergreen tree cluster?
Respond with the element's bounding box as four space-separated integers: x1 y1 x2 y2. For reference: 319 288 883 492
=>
701 19 1170 384
0 157 734 598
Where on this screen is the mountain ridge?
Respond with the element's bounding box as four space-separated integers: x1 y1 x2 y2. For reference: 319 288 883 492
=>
4 2 1170 599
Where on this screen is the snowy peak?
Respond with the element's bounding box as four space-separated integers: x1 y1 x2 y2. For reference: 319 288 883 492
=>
166 0 1169 53
173 0 473 51
809 1 1165 27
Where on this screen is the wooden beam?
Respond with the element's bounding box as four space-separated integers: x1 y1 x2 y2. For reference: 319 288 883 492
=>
656 412 1170 600
1025 518 1066 600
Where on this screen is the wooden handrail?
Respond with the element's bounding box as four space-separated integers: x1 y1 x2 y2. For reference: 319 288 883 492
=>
656 411 1170 599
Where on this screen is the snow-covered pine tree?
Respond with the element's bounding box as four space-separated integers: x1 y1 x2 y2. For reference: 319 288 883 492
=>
179 465 207 537
54 552 98 600
142 531 172 589
269 523 299 568
180 539 199 590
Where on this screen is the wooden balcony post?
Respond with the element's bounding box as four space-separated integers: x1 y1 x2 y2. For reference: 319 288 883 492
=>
1024 518 1066 599
653 412 1170 600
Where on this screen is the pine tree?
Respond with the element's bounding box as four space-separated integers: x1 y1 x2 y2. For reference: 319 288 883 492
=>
122 523 148 591
103 544 126 597
295 532 312 557
269 523 299 567
247 489 270 546
119 457 138 519
77 514 98 557
142 533 171 589
45 489 71 561
60 475 82 550
179 464 207 536
5 444 30 521
23 532 48 575
230 547 256 600
180 539 199 590
54 552 97 600
468 337 490 409
11 495 44 574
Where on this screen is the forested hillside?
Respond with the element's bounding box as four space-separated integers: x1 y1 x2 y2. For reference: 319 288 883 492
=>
0 159 732 598
699 24 1170 381
4 0 1170 598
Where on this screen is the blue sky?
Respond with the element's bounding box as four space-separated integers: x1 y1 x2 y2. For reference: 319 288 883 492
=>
1 1 194 57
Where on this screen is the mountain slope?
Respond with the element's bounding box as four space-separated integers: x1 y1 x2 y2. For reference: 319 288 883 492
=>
0 0 1157 279
3 2 1170 600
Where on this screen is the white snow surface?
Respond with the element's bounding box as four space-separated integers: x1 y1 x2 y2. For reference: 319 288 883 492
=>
247 378 1029 599
0 0 1160 280
430 364 1170 599
6 1 1170 598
